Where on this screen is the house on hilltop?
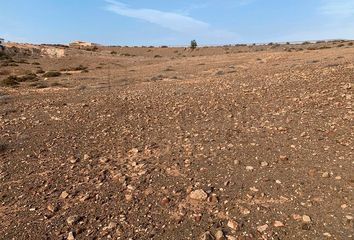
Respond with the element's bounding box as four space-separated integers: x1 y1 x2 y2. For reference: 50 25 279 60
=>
69 40 98 47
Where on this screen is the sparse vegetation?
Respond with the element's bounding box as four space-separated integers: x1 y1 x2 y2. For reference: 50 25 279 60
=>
18 73 39 82
0 69 11 75
190 40 197 50
43 71 61 77
1 76 19 86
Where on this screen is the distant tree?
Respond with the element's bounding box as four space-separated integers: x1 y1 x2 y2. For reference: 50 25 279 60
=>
190 40 197 50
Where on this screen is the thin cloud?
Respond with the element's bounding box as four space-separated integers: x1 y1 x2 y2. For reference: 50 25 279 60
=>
104 0 239 44
105 0 209 33
319 0 354 17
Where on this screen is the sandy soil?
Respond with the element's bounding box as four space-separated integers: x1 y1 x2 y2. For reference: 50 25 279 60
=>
0 41 353 240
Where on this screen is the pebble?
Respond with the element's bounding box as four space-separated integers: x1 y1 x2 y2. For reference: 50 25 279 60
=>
215 229 225 240
67 232 75 240
274 221 284 227
47 204 58 212
260 161 268 167
161 197 170 206
60 191 69 199
322 172 330 178
200 231 214 240
227 219 238 230
323 233 332 237
245 166 254 171
99 157 109 163
226 236 236 240
83 154 90 160
257 224 268 233
103 222 117 231
68 156 78 164
66 215 80 225
341 204 347 209
189 189 208 201
302 215 311 223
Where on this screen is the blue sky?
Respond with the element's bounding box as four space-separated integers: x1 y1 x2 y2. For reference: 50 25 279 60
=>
1 0 354 45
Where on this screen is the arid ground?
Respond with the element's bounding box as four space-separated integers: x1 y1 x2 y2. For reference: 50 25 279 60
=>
0 41 353 240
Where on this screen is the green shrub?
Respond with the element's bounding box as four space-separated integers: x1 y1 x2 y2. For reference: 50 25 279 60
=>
190 40 197 49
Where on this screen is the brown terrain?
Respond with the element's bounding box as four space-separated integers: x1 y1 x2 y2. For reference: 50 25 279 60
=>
0 40 353 240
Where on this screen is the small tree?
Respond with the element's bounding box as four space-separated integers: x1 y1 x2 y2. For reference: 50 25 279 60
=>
190 40 197 49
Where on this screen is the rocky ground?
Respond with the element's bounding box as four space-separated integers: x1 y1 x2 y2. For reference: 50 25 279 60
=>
0 41 353 239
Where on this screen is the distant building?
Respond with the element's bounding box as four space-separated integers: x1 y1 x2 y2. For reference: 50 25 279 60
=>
69 40 98 47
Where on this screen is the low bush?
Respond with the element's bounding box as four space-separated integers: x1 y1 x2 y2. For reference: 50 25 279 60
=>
1 76 19 86
43 71 61 77
18 73 39 82
0 69 10 75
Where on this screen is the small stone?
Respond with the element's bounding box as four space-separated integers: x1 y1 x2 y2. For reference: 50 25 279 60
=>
193 213 202 222
322 172 330 178
233 160 240 165
129 148 139 155
257 224 268 233
66 215 80 225
103 222 117 231
279 155 288 161
79 194 90 202
302 215 311 223
190 189 208 201
83 154 90 160
226 236 236 240
227 219 238 230
260 161 268 167
276 180 281 184
67 232 75 240
47 204 58 212
200 231 214 240
68 156 78 164
60 191 69 199
125 194 133 202
323 233 332 237
245 166 254 171
214 229 225 240
341 204 347 209
346 215 353 220
292 214 302 221
207 194 219 204
335 176 342 180
274 221 284 227
99 157 109 163
240 207 250 215
161 197 170 206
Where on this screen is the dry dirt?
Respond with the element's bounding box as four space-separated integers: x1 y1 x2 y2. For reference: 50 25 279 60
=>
0 41 353 240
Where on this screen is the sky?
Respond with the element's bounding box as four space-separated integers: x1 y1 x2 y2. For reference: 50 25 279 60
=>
1 0 354 46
